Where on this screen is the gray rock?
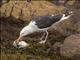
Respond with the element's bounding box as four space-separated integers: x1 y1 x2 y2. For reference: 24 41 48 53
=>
53 34 80 60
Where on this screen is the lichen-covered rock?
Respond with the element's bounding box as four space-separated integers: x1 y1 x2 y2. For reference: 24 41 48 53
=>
1 1 80 36
53 34 80 60
60 34 80 59
0 1 64 21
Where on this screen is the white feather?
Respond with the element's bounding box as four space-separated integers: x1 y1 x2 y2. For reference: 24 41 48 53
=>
60 14 71 21
20 21 39 37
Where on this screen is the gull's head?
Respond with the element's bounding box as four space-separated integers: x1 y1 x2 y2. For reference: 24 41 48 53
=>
20 26 31 37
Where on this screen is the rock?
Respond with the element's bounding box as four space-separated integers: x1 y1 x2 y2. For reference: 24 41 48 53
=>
1 1 80 37
0 1 64 21
53 34 80 60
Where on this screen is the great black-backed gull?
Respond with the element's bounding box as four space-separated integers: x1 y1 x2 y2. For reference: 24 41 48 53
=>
13 11 72 48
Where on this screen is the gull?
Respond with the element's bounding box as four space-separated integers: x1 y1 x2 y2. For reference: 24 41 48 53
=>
13 11 72 48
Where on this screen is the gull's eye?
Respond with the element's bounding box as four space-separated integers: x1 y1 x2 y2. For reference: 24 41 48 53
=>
21 33 26 37
22 33 24 34
20 33 25 37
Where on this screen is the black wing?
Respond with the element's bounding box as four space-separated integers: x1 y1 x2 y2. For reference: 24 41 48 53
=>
35 14 62 29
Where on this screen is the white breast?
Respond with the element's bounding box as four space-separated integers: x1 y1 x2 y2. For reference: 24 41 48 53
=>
28 21 39 32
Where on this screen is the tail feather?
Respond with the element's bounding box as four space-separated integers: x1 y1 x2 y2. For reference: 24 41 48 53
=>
60 11 72 21
60 14 71 21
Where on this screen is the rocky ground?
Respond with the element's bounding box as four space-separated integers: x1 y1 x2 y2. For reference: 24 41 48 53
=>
53 34 80 60
0 0 80 60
